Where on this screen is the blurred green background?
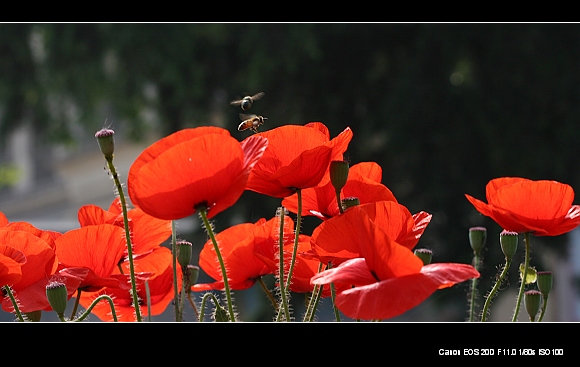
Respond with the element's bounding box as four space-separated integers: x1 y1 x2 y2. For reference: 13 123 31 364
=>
2 23 580 322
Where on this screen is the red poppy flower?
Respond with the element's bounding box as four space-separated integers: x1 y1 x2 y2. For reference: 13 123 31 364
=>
0 228 87 312
192 216 293 292
282 162 398 219
311 258 479 320
0 245 26 287
127 126 268 220
54 224 130 292
78 246 179 322
244 122 353 198
465 177 580 236
310 201 432 265
310 210 479 320
78 198 172 256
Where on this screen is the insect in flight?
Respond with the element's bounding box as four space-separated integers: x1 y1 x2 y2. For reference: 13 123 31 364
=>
230 92 265 111
238 114 267 133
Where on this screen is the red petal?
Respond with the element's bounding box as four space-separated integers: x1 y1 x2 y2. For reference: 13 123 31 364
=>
333 263 479 320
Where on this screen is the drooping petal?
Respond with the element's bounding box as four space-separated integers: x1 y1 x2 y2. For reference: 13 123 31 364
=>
330 262 479 320
2 267 88 313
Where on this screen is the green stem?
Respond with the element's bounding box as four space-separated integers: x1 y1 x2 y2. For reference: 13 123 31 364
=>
469 253 479 322
303 262 324 322
199 292 221 322
277 207 291 321
74 294 118 322
187 293 199 320
3 286 24 322
538 294 548 322
481 257 512 321
335 190 344 214
178 273 187 322
285 189 302 294
198 208 236 322
512 232 531 322
326 262 341 322
170 220 180 321
105 157 141 322
70 290 81 320
258 276 278 312
145 280 152 322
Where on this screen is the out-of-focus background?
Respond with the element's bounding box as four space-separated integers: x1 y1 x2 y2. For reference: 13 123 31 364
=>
2 23 580 322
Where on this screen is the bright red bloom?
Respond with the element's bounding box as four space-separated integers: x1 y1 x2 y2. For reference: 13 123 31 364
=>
282 162 398 219
310 209 479 320
310 201 432 265
0 245 26 287
192 216 293 291
78 246 179 322
245 122 353 198
128 126 268 220
0 228 86 312
311 258 479 320
78 198 172 256
465 177 580 236
54 224 129 292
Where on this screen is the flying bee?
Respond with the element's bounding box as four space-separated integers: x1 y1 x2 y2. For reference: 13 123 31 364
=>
238 113 267 133
230 92 264 111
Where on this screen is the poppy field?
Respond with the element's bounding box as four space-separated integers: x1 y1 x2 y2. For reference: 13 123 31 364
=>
1 118 576 322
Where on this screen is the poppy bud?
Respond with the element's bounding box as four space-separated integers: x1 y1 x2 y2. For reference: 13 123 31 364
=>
414 248 432 265
213 303 230 322
524 290 542 321
500 230 518 260
176 240 193 268
46 282 68 316
468 227 486 255
24 310 42 322
184 265 200 292
95 128 115 160
537 271 553 296
341 196 360 211
330 160 349 192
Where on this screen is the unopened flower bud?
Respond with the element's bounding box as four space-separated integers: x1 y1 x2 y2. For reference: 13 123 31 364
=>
524 290 542 321
330 160 349 192
176 240 193 268
414 248 432 265
341 197 360 211
184 265 200 293
469 227 486 255
95 128 115 160
500 230 518 260
25 310 42 322
46 282 68 315
537 271 553 296
213 303 230 322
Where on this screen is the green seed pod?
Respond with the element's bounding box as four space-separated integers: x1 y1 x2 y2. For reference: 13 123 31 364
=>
500 230 519 260
341 196 360 211
414 248 433 265
524 290 542 321
46 282 68 316
95 128 115 160
468 227 487 255
330 160 349 192
537 271 553 296
176 241 193 268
